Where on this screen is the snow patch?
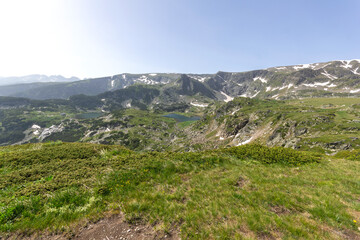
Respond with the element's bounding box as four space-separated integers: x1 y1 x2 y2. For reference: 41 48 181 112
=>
126 102 131 108
351 67 360 75
33 130 40 135
303 81 331 87
272 94 280 99
250 91 260 98
110 80 115 88
342 60 353 69
219 137 224 140
191 76 209 82
190 102 208 107
293 64 313 70
350 89 360 93
149 73 157 76
279 84 294 90
237 137 253 146
31 124 41 129
253 76 267 83
135 75 159 85
221 91 234 102
266 87 272 92
322 63 332 68
122 74 126 80
231 109 239 115
321 70 338 80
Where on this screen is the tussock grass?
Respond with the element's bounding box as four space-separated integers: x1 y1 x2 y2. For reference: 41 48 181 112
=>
1 143 359 239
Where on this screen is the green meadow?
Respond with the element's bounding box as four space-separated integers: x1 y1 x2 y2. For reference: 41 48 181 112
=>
1 142 359 239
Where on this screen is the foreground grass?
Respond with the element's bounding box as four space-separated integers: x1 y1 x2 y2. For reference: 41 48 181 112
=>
0 143 359 239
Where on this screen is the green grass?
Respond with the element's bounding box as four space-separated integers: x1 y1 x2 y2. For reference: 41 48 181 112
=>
178 120 197 128
199 97 360 153
335 149 360 161
1 142 359 239
289 97 360 108
2 97 360 154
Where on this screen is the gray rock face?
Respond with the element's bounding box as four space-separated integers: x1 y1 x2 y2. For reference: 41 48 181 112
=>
38 124 64 141
295 128 308 137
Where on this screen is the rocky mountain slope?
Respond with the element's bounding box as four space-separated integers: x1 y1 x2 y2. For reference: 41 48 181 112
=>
1 73 210 100
1 90 360 155
216 59 360 100
2 61 360 240
0 74 79 86
1 59 360 152
1 60 360 100
185 97 360 153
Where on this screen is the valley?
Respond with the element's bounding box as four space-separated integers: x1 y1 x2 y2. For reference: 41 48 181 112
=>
1 60 360 239
1 93 360 155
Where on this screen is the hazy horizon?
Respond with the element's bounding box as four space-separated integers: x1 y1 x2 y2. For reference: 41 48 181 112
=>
0 0 359 80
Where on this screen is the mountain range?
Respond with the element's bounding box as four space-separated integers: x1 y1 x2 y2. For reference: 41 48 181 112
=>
0 74 79 86
2 60 360 239
0 60 359 101
1 59 360 152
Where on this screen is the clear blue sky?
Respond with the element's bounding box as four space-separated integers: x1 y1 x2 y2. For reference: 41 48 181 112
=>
0 0 359 78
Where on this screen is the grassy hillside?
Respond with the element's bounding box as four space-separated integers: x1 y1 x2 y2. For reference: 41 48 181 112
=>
2 95 360 157
1 142 359 239
191 97 360 153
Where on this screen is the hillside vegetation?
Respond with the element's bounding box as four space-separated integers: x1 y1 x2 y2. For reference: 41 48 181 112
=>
1 142 360 239
2 95 360 155
189 97 360 153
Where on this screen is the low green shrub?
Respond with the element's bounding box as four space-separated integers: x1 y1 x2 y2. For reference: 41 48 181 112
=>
335 150 360 161
222 144 321 165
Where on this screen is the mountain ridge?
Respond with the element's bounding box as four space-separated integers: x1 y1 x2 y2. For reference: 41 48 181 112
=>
0 74 79 86
1 59 359 100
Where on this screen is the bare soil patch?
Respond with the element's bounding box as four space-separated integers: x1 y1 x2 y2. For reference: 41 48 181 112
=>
269 205 291 215
3 214 180 240
235 176 249 188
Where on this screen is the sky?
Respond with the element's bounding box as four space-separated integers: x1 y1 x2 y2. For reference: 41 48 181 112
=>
0 0 359 79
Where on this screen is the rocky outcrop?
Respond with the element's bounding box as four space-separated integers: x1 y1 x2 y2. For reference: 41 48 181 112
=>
38 124 64 141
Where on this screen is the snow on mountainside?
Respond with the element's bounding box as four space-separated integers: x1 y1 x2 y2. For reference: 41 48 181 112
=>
1 59 360 100
212 59 360 100
269 59 360 72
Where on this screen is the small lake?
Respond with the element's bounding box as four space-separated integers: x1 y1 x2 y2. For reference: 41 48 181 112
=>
76 112 103 119
163 113 201 122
